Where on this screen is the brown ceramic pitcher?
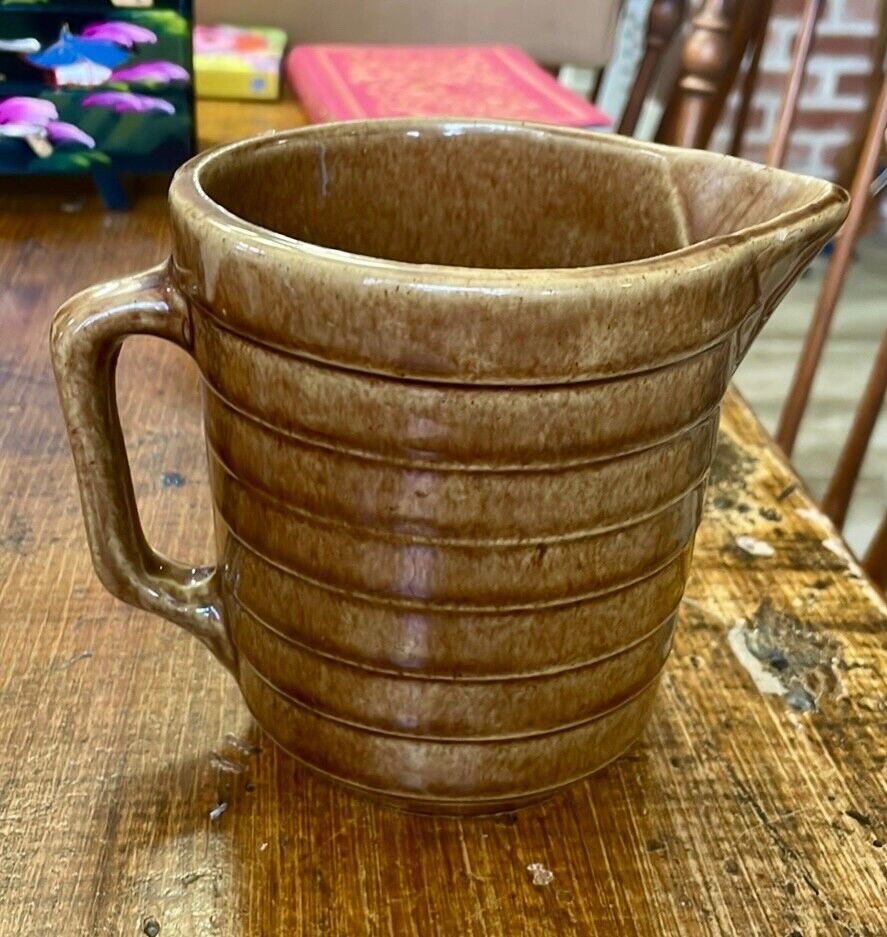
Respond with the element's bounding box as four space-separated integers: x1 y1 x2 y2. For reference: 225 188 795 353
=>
51 120 847 814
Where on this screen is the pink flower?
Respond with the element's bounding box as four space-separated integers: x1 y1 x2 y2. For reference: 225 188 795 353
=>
0 95 58 129
0 96 95 150
81 91 175 114
46 120 95 147
81 21 157 48
111 60 189 83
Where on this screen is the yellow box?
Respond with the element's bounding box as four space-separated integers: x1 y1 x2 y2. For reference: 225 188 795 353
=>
193 25 287 100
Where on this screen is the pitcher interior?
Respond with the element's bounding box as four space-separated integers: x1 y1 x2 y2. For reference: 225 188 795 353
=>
197 123 840 271
199 123 705 269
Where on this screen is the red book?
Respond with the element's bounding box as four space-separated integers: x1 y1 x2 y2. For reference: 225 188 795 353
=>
287 44 609 127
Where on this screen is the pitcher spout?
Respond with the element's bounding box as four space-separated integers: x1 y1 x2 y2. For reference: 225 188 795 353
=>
662 147 850 371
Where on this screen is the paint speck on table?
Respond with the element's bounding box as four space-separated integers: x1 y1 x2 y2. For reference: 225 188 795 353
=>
735 535 776 558
209 802 228 822
526 863 554 886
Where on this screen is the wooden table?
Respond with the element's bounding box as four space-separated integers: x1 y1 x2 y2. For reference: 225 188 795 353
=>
1 99 885 937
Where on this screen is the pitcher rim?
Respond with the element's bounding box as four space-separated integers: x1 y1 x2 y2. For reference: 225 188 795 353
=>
170 117 849 285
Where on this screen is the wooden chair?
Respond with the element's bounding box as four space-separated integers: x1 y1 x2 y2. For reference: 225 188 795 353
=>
599 0 771 149
656 0 766 148
626 0 885 585
764 0 825 167
779 81 887 587
731 1 887 586
616 0 687 136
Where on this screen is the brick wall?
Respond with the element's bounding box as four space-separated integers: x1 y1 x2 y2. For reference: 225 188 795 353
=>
711 0 883 181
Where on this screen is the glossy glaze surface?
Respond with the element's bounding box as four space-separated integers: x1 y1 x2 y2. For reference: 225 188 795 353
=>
52 119 848 814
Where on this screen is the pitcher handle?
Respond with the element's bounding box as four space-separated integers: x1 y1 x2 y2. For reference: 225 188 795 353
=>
50 261 235 673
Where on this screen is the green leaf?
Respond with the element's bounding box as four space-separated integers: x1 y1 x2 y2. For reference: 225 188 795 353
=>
131 10 189 37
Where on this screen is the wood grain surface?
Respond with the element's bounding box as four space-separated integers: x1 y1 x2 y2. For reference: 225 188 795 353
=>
0 99 885 937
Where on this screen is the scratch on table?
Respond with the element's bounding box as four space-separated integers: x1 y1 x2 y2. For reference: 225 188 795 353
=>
844 809 871 828
53 650 93 671
1 514 32 555
296 817 359 862
736 807 809 842
209 752 247 774
681 596 729 626
224 733 260 757
726 763 871 937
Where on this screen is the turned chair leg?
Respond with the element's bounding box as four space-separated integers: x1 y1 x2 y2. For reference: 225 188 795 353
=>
656 0 757 149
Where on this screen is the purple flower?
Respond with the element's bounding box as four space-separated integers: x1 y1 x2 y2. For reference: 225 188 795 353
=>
0 96 95 151
46 120 95 147
81 91 175 114
0 96 58 128
81 21 157 48
111 60 189 83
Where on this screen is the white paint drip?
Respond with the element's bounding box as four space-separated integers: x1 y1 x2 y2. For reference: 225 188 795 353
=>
208 801 228 821
822 537 852 561
727 621 786 696
796 507 876 590
821 536 872 582
796 507 825 526
735 535 776 558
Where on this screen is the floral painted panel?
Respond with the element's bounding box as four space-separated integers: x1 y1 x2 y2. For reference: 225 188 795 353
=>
0 6 193 174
